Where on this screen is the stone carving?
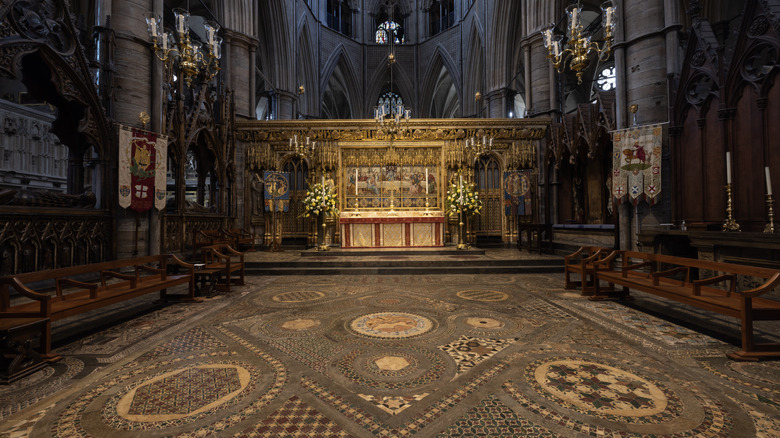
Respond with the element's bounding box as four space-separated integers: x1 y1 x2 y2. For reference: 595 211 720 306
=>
11 0 70 53
0 188 96 207
747 15 769 37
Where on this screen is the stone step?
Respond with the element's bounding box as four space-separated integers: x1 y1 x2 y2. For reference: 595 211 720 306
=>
246 264 562 276
246 258 563 269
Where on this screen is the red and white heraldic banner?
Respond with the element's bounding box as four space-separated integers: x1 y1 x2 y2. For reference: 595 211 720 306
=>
118 125 168 212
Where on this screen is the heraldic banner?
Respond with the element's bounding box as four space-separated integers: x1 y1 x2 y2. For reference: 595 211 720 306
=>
118 125 168 212
504 170 533 216
611 123 664 206
264 171 290 212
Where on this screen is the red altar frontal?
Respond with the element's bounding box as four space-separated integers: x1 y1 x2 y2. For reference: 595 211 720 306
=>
339 212 445 248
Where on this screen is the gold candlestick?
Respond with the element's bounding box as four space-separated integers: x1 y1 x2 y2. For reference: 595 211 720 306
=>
722 183 741 232
457 209 470 249
353 198 360 216
765 194 777 233
317 220 329 251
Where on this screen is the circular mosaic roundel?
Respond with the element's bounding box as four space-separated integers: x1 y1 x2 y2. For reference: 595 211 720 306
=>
349 312 434 338
532 359 672 419
456 290 509 302
272 290 325 303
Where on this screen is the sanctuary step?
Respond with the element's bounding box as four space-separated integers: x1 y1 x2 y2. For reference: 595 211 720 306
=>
244 248 563 276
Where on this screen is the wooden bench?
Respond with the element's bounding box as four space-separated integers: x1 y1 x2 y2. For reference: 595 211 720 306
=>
0 254 197 382
564 246 622 296
221 228 255 252
592 250 780 361
201 244 245 293
192 229 229 259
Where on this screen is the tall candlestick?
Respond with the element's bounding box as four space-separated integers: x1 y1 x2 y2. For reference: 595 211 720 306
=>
425 168 429 194
726 152 732 184
459 175 463 203
766 166 773 196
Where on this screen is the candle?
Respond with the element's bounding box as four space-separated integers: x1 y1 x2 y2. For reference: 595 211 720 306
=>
161 33 168 51
321 176 325 207
459 175 463 203
177 15 185 35
766 166 773 196
355 169 359 195
425 168 429 194
726 152 732 184
150 18 158 38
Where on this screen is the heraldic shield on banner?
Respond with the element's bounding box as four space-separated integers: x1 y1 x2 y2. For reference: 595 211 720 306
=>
264 171 290 212
611 123 664 206
119 126 168 212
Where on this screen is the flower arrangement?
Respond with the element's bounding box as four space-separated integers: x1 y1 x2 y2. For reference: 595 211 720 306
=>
302 182 339 217
446 180 483 217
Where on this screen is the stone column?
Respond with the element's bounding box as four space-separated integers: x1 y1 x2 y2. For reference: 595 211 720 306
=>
617 0 670 250
112 0 155 259
523 43 532 115
276 90 298 120
149 0 163 256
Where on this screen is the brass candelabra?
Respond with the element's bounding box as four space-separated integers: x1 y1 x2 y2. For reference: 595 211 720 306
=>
722 184 741 232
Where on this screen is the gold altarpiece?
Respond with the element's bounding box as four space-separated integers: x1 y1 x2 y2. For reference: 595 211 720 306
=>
237 118 547 247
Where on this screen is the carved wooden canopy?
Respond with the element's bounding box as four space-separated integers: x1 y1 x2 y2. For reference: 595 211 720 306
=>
0 0 111 153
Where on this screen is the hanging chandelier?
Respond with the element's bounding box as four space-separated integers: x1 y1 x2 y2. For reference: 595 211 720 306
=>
290 135 316 160
374 18 410 136
145 8 222 88
465 135 493 160
542 1 616 84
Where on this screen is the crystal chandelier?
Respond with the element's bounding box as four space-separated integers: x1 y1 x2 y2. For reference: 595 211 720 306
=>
145 8 222 87
542 1 616 84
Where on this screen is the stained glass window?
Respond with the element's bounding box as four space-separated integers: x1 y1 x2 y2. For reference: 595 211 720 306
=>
376 21 403 44
377 92 404 116
596 65 616 91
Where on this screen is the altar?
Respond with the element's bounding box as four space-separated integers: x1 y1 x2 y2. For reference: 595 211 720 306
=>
339 212 445 248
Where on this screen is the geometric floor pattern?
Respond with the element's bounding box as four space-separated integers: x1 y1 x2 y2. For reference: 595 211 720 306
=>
1 265 779 437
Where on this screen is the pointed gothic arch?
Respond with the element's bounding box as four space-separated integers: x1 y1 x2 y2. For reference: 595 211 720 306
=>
365 54 415 117
321 44 362 118
258 0 294 92
420 46 461 117
464 20 485 116
297 17 319 117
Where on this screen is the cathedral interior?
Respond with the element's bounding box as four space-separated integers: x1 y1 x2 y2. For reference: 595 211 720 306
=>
1 0 779 436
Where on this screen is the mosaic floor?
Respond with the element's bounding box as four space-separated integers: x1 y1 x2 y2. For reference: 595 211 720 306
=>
1 260 779 437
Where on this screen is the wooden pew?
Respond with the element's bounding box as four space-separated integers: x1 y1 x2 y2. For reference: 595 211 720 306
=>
221 228 256 252
593 250 780 361
192 229 228 259
201 244 245 293
564 246 623 297
0 254 197 382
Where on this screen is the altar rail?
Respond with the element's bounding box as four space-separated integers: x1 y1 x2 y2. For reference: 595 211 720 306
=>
0 208 112 276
